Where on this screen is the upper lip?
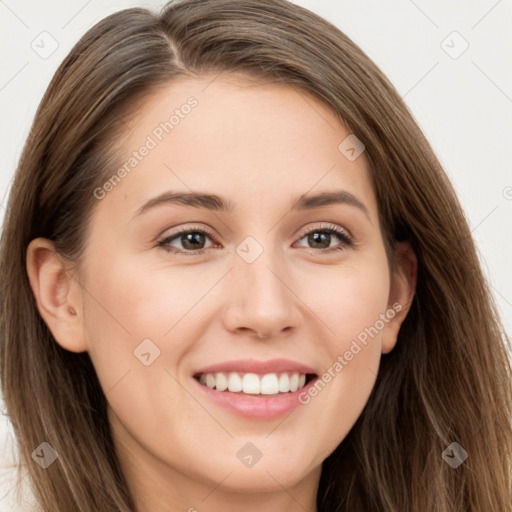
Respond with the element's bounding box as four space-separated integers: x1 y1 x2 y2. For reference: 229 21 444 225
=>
193 358 318 376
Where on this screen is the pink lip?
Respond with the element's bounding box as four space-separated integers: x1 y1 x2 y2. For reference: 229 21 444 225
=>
192 358 317 376
192 375 318 420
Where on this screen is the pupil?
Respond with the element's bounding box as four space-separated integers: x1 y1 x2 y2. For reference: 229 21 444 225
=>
183 232 204 250
309 232 329 249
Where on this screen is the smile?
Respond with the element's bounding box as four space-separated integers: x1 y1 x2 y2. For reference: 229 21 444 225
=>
192 370 319 420
194 371 316 396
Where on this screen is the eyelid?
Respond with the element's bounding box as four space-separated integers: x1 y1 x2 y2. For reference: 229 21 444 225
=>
295 222 353 243
158 224 219 248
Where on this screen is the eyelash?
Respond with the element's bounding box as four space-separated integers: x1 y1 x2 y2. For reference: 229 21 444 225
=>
157 223 353 256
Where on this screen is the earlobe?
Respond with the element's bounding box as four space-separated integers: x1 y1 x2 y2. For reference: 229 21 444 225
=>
26 237 88 353
381 241 417 354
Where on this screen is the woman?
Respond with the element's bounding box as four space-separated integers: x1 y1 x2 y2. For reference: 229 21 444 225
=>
1 0 511 510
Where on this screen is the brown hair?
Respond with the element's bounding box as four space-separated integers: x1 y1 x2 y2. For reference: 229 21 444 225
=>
1 0 511 510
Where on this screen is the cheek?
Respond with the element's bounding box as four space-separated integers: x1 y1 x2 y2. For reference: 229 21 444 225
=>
83 253 211 345
81 252 225 400
292 259 390 453
80 258 200 451
304 258 391 351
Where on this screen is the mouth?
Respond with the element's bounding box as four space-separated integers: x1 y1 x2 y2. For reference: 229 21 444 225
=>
193 371 318 397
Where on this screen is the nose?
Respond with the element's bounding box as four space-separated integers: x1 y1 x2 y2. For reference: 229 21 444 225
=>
222 246 301 340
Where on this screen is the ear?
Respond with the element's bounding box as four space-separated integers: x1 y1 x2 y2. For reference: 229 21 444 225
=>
26 237 88 353
381 241 417 354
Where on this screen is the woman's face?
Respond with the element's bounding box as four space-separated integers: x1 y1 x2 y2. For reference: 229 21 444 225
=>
29 73 415 509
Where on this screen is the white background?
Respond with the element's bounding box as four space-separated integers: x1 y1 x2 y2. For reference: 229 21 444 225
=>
1 1 512 509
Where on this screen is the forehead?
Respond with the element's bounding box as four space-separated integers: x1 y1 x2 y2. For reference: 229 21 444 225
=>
96 74 377 223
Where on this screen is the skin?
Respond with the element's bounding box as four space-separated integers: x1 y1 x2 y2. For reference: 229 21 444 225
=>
27 73 417 512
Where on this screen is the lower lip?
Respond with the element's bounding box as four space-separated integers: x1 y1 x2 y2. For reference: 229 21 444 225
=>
192 376 318 420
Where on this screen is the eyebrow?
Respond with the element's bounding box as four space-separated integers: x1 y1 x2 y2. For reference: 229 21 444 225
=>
135 189 371 221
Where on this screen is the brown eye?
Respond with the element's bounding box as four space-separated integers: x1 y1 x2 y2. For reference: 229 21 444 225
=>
295 225 352 253
158 223 353 256
178 231 207 251
158 227 218 255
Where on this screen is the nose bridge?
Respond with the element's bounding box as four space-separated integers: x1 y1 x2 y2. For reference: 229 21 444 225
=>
224 232 299 337
237 233 289 304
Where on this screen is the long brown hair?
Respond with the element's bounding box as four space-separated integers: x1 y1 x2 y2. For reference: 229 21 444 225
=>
1 0 511 510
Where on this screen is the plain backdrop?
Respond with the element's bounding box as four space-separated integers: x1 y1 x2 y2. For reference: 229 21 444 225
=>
1 0 512 508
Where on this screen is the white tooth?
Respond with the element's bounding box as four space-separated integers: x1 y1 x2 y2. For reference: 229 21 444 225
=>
228 372 243 392
260 374 279 395
289 372 299 392
278 373 290 392
206 373 216 389
215 372 228 391
242 373 260 394
204 371 307 394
